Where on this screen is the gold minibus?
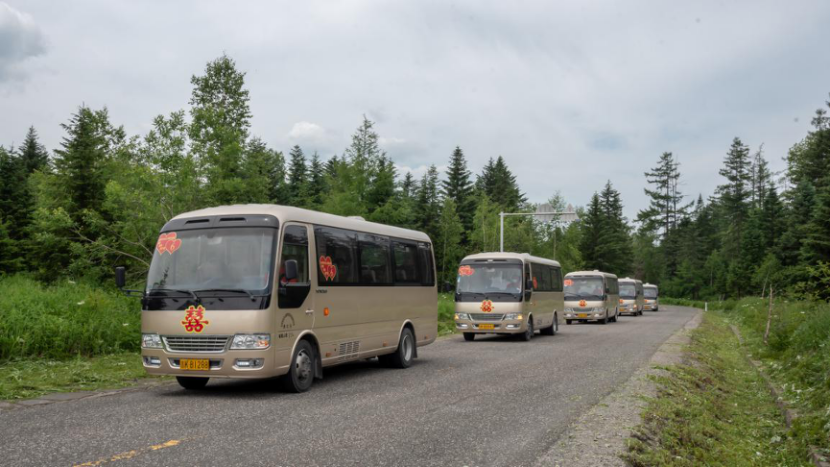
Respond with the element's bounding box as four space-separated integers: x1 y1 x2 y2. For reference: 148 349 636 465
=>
563 270 619 324
116 205 437 393
618 278 644 316
643 283 659 311
452 253 563 341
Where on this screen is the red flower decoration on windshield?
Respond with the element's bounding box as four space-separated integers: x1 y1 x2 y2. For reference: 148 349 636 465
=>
181 305 210 333
156 233 182 255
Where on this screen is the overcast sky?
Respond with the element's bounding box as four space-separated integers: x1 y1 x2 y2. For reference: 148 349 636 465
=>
2 0 829 219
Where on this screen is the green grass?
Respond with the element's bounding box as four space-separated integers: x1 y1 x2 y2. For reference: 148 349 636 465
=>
438 293 455 336
624 312 809 466
720 298 830 458
0 353 163 400
0 275 141 360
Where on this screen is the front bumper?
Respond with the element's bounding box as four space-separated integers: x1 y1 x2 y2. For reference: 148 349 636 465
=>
140 347 291 379
564 311 606 321
454 319 526 334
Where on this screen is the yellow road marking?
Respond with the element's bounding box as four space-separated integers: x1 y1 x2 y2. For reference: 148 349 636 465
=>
73 439 184 467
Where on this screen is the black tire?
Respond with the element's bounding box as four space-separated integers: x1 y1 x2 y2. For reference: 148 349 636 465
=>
176 376 209 390
566 319 572 325
521 319 534 341
541 314 558 335
611 308 618 322
600 310 608 325
463 332 475 341
282 339 316 393
384 327 415 369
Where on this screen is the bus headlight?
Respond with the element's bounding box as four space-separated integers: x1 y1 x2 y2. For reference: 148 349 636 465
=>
142 333 163 349
504 313 522 320
591 307 605 312
231 334 271 350
455 313 470 321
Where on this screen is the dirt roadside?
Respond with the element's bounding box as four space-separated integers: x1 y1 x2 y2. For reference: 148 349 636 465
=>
535 309 703 467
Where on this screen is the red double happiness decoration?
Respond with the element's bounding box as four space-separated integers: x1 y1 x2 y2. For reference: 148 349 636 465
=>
181 305 210 333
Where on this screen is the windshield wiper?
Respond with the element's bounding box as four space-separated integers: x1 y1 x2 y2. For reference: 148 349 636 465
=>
148 288 199 301
193 288 256 301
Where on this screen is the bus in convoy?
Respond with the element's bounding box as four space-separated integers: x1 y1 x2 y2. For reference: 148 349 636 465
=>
115 205 437 393
618 277 644 316
453 253 563 341
643 283 659 311
563 270 620 324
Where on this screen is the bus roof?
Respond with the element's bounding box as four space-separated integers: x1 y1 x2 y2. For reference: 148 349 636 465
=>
460 252 561 268
166 204 432 243
619 277 643 285
643 283 658 289
566 270 618 280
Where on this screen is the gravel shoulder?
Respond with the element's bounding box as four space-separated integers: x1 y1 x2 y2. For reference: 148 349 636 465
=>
536 308 703 467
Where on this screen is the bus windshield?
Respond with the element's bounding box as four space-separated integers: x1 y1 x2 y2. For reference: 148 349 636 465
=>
644 288 658 299
457 263 523 296
619 284 636 298
146 227 276 295
564 277 604 301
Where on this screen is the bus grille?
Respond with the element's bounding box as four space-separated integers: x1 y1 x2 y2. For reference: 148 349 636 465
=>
470 313 505 321
164 336 230 353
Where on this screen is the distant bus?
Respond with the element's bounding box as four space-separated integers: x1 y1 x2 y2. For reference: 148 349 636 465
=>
453 253 563 341
643 283 659 311
563 270 619 324
117 205 437 393
618 277 644 316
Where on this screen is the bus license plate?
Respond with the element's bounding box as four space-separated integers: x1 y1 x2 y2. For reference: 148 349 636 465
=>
478 324 495 330
180 359 209 371
578 313 588 318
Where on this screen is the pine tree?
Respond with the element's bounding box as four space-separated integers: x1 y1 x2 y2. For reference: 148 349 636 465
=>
241 138 279 204
287 145 308 206
598 181 633 275
0 147 32 243
441 146 475 235
476 156 525 211
637 152 685 237
366 155 397 214
307 152 327 208
716 137 752 261
53 106 115 222
18 126 49 174
415 165 441 242
749 145 771 209
435 198 464 285
579 193 606 271
188 54 251 204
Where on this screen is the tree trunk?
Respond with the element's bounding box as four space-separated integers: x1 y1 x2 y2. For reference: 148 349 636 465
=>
763 285 774 346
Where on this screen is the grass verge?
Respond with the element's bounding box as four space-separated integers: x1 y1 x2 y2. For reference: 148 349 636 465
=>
438 293 455 336
624 312 809 466
0 353 164 401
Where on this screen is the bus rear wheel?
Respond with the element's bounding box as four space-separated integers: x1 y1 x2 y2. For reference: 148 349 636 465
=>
463 333 475 341
381 327 415 369
176 376 208 390
541 315 557 335
282 340 316 393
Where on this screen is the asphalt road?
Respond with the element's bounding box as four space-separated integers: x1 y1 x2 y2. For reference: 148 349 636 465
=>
0 306 698 467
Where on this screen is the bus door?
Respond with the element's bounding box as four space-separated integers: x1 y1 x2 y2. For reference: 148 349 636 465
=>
276 223 314 347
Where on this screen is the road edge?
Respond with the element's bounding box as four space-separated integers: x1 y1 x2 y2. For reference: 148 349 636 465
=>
535 308 703 467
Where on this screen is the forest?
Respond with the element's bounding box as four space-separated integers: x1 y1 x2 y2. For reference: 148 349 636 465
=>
1 53 829 302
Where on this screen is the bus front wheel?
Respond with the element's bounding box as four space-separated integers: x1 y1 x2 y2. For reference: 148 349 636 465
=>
521 319 534 341
463 333 475 341
282 340 316 393
176 376 208 390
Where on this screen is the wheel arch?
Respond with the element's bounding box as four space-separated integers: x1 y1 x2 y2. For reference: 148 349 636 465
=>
397 319 418 359
291 330 323 379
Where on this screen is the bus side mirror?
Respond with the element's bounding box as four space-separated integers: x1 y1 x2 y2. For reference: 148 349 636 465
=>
285 259 299 282
115 266 126 289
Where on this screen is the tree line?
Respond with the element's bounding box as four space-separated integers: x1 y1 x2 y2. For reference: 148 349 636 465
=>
0 53 828 300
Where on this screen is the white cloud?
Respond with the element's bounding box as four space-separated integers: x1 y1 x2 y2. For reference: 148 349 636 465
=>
287 121 325 141
0 2 46 83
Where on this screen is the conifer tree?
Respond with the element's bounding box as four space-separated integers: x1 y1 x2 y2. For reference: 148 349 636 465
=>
307 152 327 208
435 198 464 285
441 146 475 234
0 147 32 243
415 165 441 242
476 156 525 211
18 126 49 174
287 145 308 206
716 137 752 260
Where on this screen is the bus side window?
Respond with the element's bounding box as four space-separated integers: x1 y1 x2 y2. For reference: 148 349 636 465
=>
315 226 358 285
393 241 420 284
418 243 435 287
552 267 563 292
358 233 391 285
